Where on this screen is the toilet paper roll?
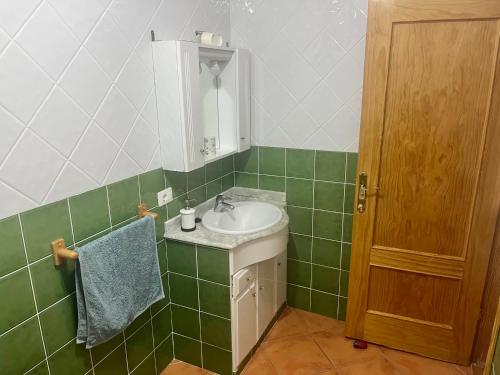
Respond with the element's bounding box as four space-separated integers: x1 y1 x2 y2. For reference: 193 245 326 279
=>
200 32 224 47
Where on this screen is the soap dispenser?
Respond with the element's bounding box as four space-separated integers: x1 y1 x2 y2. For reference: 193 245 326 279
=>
180 199 196 232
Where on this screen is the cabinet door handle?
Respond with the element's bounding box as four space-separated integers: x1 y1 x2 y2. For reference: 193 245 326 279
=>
259 286 264 290
252 292 256 297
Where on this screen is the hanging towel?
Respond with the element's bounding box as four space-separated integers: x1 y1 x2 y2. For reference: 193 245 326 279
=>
75 216 164 348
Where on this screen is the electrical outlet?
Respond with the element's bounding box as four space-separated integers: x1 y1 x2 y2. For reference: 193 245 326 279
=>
157 187 173 207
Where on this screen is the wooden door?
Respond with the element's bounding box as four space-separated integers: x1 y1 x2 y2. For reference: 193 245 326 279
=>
345 0 500 365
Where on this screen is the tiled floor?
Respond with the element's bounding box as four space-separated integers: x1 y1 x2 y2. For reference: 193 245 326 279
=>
162 307 474 375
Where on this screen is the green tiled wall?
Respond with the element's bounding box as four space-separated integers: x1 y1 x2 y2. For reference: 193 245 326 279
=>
0 169 175 375
234 146 358 320
166 240 232 375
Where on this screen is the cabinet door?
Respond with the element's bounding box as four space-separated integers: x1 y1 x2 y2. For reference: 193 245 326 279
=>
257 259 275 337
234 284 257 367
276 252 287 311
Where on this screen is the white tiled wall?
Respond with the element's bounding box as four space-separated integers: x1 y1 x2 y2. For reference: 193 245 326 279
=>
230 0 367 152
0 0 230 219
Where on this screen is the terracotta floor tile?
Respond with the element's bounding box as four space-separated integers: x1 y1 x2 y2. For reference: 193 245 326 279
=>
265 307 309 341
294 309 345 335
338 357 400 375
381 347 465 375
260 335 332 375
242 353 277 375
312 330 383 367
161 360 213 375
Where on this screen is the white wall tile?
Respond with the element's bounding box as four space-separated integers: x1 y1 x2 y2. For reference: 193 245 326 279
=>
0 44 53 123
59 48 112 115
0 0 42 36
0 27 11 53
30 88 90 157
123 117 158 169
85 11 132 79
48 0 107 41
0 108 24 163
70 123 119 183
44 163 98 204
16 2 80 80
0 130 65 202
117 53 153 110
105 150 141 184
0 181 36 220
231 0 366 152
278 106 319 147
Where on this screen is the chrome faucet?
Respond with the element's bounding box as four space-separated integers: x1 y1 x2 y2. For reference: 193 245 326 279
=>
214 194 234 212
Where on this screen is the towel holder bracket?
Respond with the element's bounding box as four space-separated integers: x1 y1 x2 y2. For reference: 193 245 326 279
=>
51 238 78 266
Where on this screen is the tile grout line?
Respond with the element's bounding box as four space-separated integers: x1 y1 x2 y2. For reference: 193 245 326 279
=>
195 245 205 369
337 152 348 319
18 214 53 375
309 149 317 311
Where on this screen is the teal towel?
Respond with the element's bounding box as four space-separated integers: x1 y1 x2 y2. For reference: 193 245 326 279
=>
75 216 164 348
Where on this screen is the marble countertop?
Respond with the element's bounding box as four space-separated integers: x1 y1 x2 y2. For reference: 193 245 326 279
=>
164 187 289 250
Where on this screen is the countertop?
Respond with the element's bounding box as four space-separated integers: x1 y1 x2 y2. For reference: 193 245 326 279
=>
164 187 289 250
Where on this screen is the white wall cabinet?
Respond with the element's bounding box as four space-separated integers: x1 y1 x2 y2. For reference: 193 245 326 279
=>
152 41 251 172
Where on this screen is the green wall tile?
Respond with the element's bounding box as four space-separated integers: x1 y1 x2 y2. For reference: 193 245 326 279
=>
340 271 349 297
70 187 110 243
151 274 169 315
90 334 123 364
259 175 285 192
48 341 91 375
167 194 186 219
202 343 232 375
287 284 310 311
341 243 351 270
199 281 230 319
313 210 342 240
344 184 355 214
39 295 78 355
200 313 231 350
235 172 258 188
166 241 196 277
173 334 201 367
286 149 314 179
157 241 168 275
287 259 310 287
0 267 36 334
94 344 128 375
315 151 346 182
221 173 234 191
26 361 49 375
131 353 156 375
287 234 312 262
286 178 313 208
169 274 198 309
259 147 285 176
126 322 154 370
346 153 358 184
187 185 206 206
21 200 72 262
164 171 187 197
108 177 140 225
343 214 353 242
234 147 258 173
125 310 150 338
197 246 229 285
0 215 26 277
311 291 338 319
221 155 234 175
312 265 339 294
206 160 223 182
314 181 344 212
312 238 341 268
187 167 206 191
206 179 222 199
152 306 172 344
30 256 75 310
139 169 165 209
0 317 45 374
154 335 173 372
287 206 312 236
338 297 348 320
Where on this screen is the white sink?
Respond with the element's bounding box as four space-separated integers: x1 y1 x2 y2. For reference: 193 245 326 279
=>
202 201 282 235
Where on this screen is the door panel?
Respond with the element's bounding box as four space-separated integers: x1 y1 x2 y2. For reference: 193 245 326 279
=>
345 0 500 365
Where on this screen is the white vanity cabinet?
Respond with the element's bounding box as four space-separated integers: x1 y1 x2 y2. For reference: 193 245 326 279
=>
152 40 251 172
231 249 287 370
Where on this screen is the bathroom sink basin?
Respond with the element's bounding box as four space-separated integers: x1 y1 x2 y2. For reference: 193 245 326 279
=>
202 201 282 235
